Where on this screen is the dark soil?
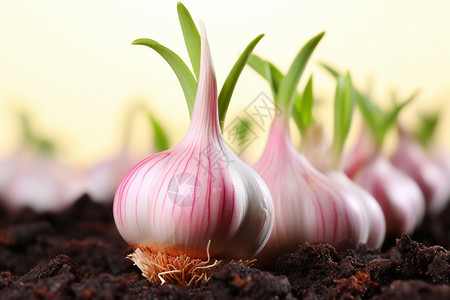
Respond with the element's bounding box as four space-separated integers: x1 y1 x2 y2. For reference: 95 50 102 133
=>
0 195 449 299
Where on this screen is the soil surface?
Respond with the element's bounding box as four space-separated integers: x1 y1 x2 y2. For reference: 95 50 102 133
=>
0 195 449 299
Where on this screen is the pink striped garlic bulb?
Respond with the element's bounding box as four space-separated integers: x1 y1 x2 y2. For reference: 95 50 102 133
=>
351 155 425 234
248 47 369 261
297 74 386 249
301 126 385 249
343 89 426 235
254 117 368 262
113 25 273 260
391 129 450 215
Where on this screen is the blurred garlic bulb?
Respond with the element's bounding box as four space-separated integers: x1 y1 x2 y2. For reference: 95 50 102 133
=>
351 155 425 234
391 129 450 215
3 152 82 212
84 103 169 203
1 114 82 212
301 128 386 248
84 150 136 203
0 153 19 194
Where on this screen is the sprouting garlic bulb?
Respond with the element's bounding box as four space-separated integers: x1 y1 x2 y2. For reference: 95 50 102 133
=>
253 118 368 262
113 25 273 260
351 156 425 234
391 131 450 215
301 125 386 248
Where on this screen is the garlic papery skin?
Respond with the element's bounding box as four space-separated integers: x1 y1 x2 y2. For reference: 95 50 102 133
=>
253 117 368 262
113 25 273 260
351 156 425 235
326 171 386 248
391 132 450 215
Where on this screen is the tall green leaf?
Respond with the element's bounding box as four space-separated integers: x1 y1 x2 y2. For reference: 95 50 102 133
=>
247 54 284 98
320 62 340 78
19 113 55 154
177 2 201 80
383 90 420 132
277 32 325 111
415 112 439 147
331 73 355 157
292 75 315 135
235 117 252 149
148 113 170 152
218 34 264 130
354 90 384 143
19 113 34 144
132 38 197 116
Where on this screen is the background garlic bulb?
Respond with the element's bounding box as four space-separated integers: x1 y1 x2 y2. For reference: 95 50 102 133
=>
391 129 450 215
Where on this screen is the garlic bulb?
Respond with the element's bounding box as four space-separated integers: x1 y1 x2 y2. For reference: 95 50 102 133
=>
0 153 18 194
391 130 450 215
253 118 368 261
301 126 385 248
113 25 273 260
3 152 82 212
326 171 385 248
84 150 136 203
432 150 450 179
350 155 425 234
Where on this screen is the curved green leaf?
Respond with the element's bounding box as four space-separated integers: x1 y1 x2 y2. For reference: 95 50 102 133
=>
331 73 355 157
177 2 201 80
235 117 252 149
247 54 284 98
132 38 197 116
277 32 325 111
292 75 315 135
19 113 55 154
218 34 264 130
415 112 439 147
148 113 170 152
19 113 34 144
384 90 420 132
355 90 383 143
320 62 340 78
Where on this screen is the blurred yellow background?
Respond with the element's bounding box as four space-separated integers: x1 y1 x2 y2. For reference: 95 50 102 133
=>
1 0 449 167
